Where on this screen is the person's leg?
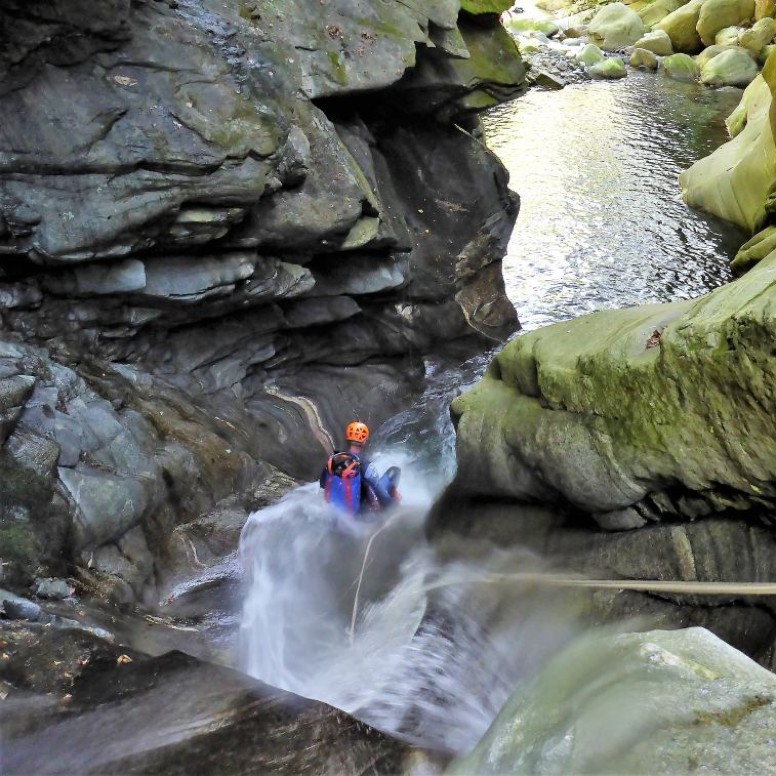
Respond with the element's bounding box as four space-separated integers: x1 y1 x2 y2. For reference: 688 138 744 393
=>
379 467 401 499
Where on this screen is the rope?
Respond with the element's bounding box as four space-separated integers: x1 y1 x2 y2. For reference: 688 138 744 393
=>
348 540 776 645
421 572 776 596
350 511 400 644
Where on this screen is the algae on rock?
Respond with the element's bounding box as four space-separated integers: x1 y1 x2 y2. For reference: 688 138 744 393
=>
680 48 776 232
450 247 776 523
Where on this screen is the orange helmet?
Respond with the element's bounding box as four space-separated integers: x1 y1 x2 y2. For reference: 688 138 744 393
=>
345 421 369 445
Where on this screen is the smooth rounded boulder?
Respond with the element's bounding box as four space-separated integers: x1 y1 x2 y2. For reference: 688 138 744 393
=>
697 0 757 47
700 46 760 85
576 42 606 66
696 43 746 67
633 29 674 55
681 55 776 232
715 25 743 45
587 2 646 50
630 47 660 69
658 0 705 53
739 17 776 54
589 57 628 77
638 0 687 28
662 52 699 79
450 628 776 776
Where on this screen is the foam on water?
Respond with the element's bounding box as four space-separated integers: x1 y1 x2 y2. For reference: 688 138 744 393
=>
238 456 582 754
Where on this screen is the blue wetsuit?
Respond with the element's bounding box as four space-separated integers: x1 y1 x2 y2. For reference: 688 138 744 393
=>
320 452 399 515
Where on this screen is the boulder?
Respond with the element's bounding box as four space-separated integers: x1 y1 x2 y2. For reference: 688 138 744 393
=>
680 51 776 231
756 0 776 18
587 2 646 50
696 43 751 68
633 29 674 55
715 24 745 44
449 628 776 775
732 225 776 271
697 0 757 47
588 57 629 77
658 0 705 53
4 649 423 775
638 0 688 28
576 42 607 66
739 16 776 53
661 51 700 78
700 46 760 84
630 47 661 68
503 17 561 36
449 247 776 520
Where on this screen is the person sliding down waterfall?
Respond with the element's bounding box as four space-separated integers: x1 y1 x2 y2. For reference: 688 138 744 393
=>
319 421 400 518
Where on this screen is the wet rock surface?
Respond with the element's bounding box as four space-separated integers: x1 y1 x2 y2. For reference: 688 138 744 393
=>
450 626 776 775
448 245 776 524
429 499 776 668
0 1 525 766
0 0 524 609
3 646 428 775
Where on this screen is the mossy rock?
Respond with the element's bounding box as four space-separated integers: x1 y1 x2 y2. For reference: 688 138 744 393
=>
697 0 757 47
700 46 760 86
638 0 687 28
630 47 660 68
450 248 776 520
461 0 513 13
588 57 628 77
732 225 776 272
0 452 67 589
661 51 699 79
658 0 704 53
680 58 775 231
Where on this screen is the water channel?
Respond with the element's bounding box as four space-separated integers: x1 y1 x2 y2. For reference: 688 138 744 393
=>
238 70 748 756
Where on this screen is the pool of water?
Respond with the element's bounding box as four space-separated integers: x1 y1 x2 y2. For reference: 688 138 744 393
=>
484 69 747 331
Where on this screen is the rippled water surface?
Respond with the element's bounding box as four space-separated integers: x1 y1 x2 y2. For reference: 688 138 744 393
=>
485 70 747 331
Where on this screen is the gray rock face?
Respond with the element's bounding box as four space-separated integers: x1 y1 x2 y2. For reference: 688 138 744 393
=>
451 627 776 776
0 0 525 603
429 497 776 668
3 647 426 775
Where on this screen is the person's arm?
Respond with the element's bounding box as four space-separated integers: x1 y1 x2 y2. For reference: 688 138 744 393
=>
363 463 392 507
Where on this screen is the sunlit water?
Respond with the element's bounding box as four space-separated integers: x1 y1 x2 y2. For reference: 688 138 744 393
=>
240 73 746 754
486 69 746 331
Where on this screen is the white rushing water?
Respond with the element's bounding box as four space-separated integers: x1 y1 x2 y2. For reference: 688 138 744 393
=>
239 480 582 753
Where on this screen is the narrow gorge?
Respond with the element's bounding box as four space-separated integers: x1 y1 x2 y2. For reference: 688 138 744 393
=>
3 0 776 773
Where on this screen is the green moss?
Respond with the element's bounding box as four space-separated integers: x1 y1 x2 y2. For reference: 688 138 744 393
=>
327 50 348 85
461 0 513 13
453 249 776 514
0 453 59 587
0 523 39 566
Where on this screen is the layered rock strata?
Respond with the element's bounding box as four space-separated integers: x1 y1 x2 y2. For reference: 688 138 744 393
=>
0 0 525 601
